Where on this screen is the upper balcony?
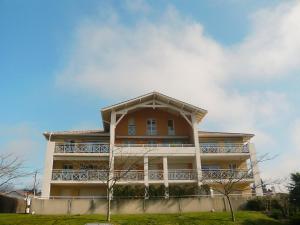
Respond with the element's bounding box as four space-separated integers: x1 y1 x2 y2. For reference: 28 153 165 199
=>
53 142 250 159
114 143 196 156
54 143 110 154
200 143 250 160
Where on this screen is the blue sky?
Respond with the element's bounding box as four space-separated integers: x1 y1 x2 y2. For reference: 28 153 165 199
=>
1 0 300 189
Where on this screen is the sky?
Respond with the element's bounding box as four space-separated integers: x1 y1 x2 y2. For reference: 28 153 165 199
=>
1 0 300 191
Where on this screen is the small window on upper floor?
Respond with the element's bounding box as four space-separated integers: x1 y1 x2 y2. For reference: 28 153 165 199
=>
229 163 237 171
147 119 157 135
128 117 136 135
62 164 73 170
167 119 175 135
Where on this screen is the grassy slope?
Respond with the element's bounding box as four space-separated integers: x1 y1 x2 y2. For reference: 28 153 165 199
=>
0 211 283 225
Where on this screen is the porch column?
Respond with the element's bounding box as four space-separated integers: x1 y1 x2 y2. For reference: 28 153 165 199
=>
163 156 169 198
109 111 116 199
249 143 263 196
191 114 202 186
144 156 149 199
41 140 55 199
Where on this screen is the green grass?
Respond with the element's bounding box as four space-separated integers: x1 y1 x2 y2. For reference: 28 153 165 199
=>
0 211 283 225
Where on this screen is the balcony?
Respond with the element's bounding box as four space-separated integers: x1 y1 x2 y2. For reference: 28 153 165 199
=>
149 170 164 180
115 144 194 148
114 170 144 181
200 143 249 154
52 169 109 181
168 169 197 180
201 169 253 180
54 143 110 154
51 168 254 183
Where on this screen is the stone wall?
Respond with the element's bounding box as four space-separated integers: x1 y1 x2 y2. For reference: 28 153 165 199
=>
31 196 251 215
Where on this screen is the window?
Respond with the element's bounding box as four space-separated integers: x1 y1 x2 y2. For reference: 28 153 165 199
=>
167 119 175 135
229 163 237 171
62 164 73 170
128 117 136 135
147 119 157 135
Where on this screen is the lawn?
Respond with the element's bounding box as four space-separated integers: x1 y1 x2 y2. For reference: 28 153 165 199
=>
0 211 283 225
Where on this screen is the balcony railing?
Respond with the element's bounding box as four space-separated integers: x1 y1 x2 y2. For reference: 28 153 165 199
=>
52 169 253 182
52 169 109 181
199 143 249 154
168 169 197 180
149 170 164 180
54 143 110 153
115 144 194 148
114 170 144 181
201 169 253 180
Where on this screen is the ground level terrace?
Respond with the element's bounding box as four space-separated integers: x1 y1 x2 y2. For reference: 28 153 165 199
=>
49 182 253 198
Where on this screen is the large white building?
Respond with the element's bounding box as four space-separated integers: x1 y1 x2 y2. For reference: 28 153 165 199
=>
42 92 263 198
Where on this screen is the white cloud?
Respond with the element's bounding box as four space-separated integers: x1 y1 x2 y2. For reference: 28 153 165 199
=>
230 1 300 78
0 123 43 161
56 1 298 180
261 119 300 188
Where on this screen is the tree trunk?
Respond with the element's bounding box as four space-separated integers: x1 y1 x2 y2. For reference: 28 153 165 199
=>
106 188 111 222
226 195 235 222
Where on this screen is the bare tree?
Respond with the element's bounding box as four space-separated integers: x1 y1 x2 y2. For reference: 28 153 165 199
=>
97 146 154 222
201 153 278 222
0 154 33 194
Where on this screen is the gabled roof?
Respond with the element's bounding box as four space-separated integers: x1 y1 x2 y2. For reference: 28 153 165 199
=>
101 91 208 131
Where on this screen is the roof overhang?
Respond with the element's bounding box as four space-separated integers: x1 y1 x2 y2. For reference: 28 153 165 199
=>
43 130 109 140
101 91 207 131
198 131 254 142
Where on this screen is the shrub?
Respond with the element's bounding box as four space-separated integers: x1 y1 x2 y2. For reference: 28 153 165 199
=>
114 185 144 197
245 197 266 211
268 209 283 220
148 185 165 198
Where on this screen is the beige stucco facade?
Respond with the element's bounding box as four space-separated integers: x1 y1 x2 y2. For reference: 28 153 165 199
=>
41 92 263 199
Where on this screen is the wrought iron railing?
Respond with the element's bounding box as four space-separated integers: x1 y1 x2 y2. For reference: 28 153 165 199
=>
114 170 144 181
168 169 197 180
148 170 164 180
54 143 110 153
115 144 194 148
201 169 253 180
199 143 249 154
52 169 109 181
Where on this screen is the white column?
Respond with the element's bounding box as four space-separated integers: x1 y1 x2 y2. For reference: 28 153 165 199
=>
163 156 169 198
109 111 116 198
210 187 214 197
144 156 149 186
41 140 55 199
144 156 149 199
249 143 263 196
191 114 202 186
163 156 168 187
